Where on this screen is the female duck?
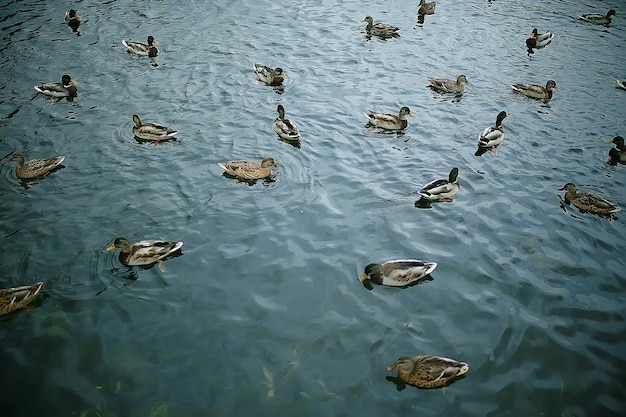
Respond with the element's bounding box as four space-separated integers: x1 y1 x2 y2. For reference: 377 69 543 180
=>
106 238 183 271
606 136 626 165
387 355 469 389
273 105 300 141
477 111 508 154
122 36 159 57
359 259 437 287
361 16 400 37
579 9 617 25
364 106 415 130
132 115 178 142
557 183 620 217
253 63 287 86
0 282 44 316
34 74 77 98
511 80 559 100
418 0 436 15
418 168 460 202
427 75 468 94
9 153 65 179
217 157 278 180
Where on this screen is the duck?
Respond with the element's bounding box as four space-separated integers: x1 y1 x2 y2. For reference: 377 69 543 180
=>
525 28 554 51
106 237 183 271
361 16 400 38
617 80 626 91
418 168 460 202
606 136 626 165
122 36 159 57
217 157 278 180
34 74 77 98
511 80 559 100
427 75 468 94
0 282 44 316
477 111 508 154
418 0 436 15
386 355 469 389
253 63 287 86
557 183 620 217
364 106 415 130
578 9 617 25
9 153 65 179
132 114 178 142
359 259 437 287
64 9 80 30
273 105 300 141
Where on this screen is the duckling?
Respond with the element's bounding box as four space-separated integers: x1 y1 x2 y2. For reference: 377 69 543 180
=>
122 36 159 57
525 28 554 52
511 80 559 100
361 16 400 38
427 75 468 94
418 0 436 15
606 136 626 165
418 167 460 202
557 183 620 217
273 105 300 141
217 158 278 180
253 63 287 86
476 111 508 155
132 115 178 142
34 74 77 98
106 238 183 272
387 355 469 389
578 9 617 25
364 106 415 130
9 153 65 179
359 259 437 287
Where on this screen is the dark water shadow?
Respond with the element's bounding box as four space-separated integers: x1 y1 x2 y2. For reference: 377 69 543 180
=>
221 172 276 187
385 373 467 391
361 274 434 291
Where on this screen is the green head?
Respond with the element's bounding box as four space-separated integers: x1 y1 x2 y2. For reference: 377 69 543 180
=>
495 111 508 126
147 36 159 45
449 167 459 182
276 105 286 119
106 237 131 252
61 74 77 86
359 263 383 282
606 135 624 147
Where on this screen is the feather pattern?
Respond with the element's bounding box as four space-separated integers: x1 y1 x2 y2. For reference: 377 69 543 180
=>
387 355 469 389
0 282 44 316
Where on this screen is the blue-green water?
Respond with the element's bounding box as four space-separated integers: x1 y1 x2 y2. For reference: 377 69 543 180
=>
1 0 625 415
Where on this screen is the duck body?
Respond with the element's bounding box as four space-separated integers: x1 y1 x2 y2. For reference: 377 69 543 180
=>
217 157 277 180
359 259 437 287
361 16 400 37
106 238 183 268
579 9 617 25
64 9 80 23
34 74 77 98
606 136 626 165
0 282 44 316
557 183 620 216
387 355 469 389
9 153 65 179
526 28 554 51
419 168 460 202
253 63 287 86
511 80 558 100
273 105 300 140
132 115 178 142
364 106 415 130
427 75 468 94
122 36 158 57
418 0 436 15
477 111 508 151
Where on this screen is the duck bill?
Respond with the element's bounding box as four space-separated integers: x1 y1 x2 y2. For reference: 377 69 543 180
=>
358 273 368 282
605 139 614 144
553 86 560 92
556 186 566 191
105 244 117 252
409 112 416 117
70 80 78 85
281 74 287 79
153 40 160 45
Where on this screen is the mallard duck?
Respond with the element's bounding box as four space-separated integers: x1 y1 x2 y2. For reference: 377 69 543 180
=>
386 355 469 389
361 16 400 37
427 75 468 94
418 0 436 15
253 63 287 86
617 80 626 91
579 9 617 25
477 111 508 154
9 153 65 179
359 259 437 287
511 80 559 100
526 28 554 51
606 136 626 165
217 157 278 180
0 282 44 316
34 74 77 98
65 9 80 23
273 105 300 141
122 36 159 57
364 106 415 130
132 115 178 142
106 237 183 271
418 168 460 202
557 183 620 217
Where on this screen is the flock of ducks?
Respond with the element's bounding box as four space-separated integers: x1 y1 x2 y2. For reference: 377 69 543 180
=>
2 2 624 391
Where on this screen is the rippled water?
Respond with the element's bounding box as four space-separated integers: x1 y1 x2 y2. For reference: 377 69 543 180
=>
1 0 625 415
